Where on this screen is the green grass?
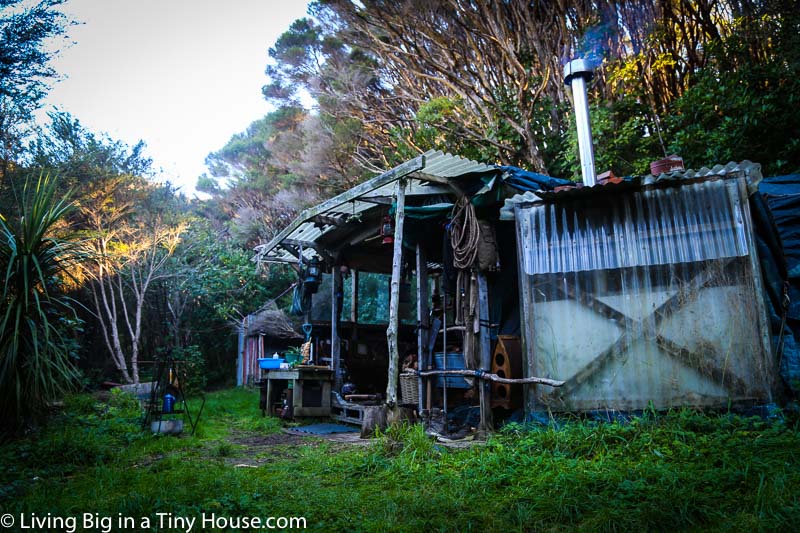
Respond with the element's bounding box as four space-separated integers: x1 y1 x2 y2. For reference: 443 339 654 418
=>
1 389 799 531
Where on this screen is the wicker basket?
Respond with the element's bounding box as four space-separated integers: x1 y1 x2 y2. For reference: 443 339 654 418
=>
399 372 419 406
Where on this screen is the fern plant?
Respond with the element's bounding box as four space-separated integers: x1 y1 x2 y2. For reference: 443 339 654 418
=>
0 174 88 430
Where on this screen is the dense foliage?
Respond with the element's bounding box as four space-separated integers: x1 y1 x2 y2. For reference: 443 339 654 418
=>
1 110 285 400
0 0 68 178
0 175 86 428
204 0 799 245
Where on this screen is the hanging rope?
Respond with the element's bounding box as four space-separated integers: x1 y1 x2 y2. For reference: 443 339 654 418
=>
449 196 481 269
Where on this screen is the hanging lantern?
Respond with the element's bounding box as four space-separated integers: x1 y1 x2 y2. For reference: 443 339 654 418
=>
304 258 322 286
381 215 394 245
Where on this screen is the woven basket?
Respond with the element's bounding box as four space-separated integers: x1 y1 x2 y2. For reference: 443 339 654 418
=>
399 372 419 405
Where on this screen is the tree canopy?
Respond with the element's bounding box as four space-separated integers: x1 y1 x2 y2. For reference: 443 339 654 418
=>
226 0 799 200
0 0 69 178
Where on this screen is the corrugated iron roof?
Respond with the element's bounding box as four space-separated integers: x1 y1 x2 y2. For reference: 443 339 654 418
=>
500 161 762 219
254 150 499 265
420 150 496 177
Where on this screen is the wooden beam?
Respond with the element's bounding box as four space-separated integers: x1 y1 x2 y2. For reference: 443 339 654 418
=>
357 197 394 205
312 214 349 227
515 207 537 416
360 180 453 199
415 171 465 195
477 272 494 433
346 225 381 247
656 335 749 396
259 156 424 261
386 179 407 406
416 244 429 414
332 267 343 392
282 239 333 264
549 260 735 401
731 178 777 398
419 369 564 387
281 238 316 249
278 244 302 264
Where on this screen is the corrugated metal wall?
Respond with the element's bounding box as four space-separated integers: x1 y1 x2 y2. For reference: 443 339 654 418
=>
515 177 775 412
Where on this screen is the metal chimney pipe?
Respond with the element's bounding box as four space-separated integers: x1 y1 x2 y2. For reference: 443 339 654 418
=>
564 59 596 186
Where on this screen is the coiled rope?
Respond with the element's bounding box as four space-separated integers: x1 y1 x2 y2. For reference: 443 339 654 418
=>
449 196 480 269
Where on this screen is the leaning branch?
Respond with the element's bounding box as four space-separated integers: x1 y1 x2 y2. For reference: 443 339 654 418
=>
418 369 564 387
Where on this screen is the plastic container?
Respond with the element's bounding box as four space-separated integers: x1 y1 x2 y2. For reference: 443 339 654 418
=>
151 419 183 435
162 393 175 414
258 358 285 370
433 352 472 389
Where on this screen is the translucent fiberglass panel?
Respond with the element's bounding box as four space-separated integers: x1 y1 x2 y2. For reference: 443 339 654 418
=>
516 178 773 411
518 180 748 275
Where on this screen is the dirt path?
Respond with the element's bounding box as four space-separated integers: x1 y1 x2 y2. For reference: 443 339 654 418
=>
225 429 371 467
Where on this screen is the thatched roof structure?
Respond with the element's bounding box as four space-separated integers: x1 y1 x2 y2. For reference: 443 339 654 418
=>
242 303 302 340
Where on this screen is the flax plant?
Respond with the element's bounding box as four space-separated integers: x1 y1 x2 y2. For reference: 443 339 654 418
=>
0 174 88 429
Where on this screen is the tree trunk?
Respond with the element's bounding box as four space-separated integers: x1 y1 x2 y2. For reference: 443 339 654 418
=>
131 292 145 384
94 262 133 383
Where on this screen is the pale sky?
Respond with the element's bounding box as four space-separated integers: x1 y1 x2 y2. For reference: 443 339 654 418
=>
41 0 311 196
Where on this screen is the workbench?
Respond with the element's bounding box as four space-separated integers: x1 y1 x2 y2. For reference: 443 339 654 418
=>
259 367 333 417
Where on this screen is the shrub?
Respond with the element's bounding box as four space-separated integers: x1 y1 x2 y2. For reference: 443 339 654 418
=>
0 174 88 431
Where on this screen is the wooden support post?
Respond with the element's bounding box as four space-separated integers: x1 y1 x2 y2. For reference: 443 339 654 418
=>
386 179 407 406
731 178 776 398
350 269 359 355
332 266 343 392
416 244 429 413
350 269 359 324
513 206 537 417
427 278 440 411
236 320 245 387
265 377 273 415
477 272 494 433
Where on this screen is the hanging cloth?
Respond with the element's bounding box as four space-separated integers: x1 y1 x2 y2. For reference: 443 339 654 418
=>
455 270 480 370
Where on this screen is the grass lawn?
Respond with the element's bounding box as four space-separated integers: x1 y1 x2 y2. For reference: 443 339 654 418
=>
1 388 799 531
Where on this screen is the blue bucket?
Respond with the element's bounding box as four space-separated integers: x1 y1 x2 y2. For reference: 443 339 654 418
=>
433 353 472 389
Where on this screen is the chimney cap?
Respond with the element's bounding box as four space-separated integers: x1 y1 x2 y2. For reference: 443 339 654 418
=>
563 58 594 85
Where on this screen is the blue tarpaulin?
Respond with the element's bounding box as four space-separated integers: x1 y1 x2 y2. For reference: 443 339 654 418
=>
499 166 573 192
758 175 800 393
760 175 800 279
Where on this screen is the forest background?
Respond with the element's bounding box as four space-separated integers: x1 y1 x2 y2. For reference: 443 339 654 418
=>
1 0 798 427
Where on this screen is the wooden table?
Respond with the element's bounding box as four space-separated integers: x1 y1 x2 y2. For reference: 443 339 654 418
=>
260 367 333 417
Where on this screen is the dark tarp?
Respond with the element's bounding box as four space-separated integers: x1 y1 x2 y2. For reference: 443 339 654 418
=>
394 166 572 222
392 166 572 255
759 175 800 279
499 166 573 192
758 175 800 394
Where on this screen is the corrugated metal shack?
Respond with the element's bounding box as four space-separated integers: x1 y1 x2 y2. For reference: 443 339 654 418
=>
256 151 785 430
507 162 777 412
